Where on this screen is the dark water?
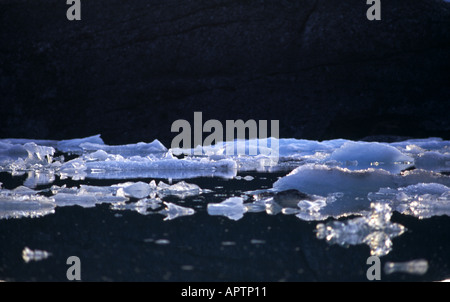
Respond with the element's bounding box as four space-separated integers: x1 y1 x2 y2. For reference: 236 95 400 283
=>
1 171 450 282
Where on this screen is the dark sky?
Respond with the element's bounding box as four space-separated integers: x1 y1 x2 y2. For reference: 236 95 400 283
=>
1 0 449 145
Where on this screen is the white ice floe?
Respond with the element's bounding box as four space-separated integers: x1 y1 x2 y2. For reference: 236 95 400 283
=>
414 152 450 172
271 164 450 219
315 203 406 257
0 194 55 219
80 139 167 158
207 197 246 221
59 156 237 180
0 134 104 154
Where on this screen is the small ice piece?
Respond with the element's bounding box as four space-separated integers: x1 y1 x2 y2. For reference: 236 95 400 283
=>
315 203 406 257
155 239 170 245
22 143 55 164
250 239 266 244
207 197 246 221
121 182 151 199
384 259 429 275
22 247 52 263
265 200 282 215
159 202 195 221
156 181 207 198
58 158 87 180
243 175 254 181
111 197 163 215
53 193 97 208
78 184 119 196
244 199 267 213
0 195 55 219
282 207 300 215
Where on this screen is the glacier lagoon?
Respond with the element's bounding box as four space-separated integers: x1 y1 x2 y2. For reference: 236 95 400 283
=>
0 135 449 281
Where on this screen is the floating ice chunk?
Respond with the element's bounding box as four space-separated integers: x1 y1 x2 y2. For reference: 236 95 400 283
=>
22 247 51 263
207 197 246 221
391 137 450 153
274 164 450 198
0 186 39 196
159 202 195 221
78 185 118 196
0 195 55 219
0 142 29 164
273 164 398 202
415 152 450 172
111 197 163 215
0 142 55 169
0 135 104 154
80 139 167 158
384 259 428 275
54 193 97 208
156 181 209 198
315 203 406 257
369 183 450 219
58 158 87 180
328 141 414 173
23 143 55 164
56 134 104 154
23 170 55 188
79 157 237 180
115 181 151 199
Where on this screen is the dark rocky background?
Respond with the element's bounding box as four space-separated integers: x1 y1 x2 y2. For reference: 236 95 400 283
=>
1 0 449 146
